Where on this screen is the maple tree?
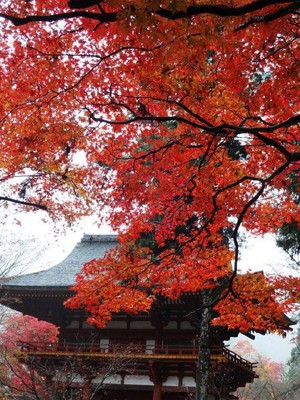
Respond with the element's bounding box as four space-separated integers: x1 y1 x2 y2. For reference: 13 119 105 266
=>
231 337 300 400
0 1 299 399
1 314 59 350
0 315 140 399
231 339 285 400
0 314 59 398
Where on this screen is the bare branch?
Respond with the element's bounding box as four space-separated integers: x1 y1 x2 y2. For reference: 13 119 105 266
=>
0 196 47 211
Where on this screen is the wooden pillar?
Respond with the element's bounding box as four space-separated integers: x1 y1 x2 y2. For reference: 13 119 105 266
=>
149 361 164 400
82 379 91 400
153 381 162 400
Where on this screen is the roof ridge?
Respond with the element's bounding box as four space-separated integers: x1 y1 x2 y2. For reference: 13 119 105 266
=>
82 234 117 242
1 235 117 287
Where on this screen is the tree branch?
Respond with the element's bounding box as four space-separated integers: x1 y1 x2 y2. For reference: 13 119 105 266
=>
235 1 300 30
0 196 47 211
0 10 118 26
156 0 299 20
0 0 298 27
87 105 300 162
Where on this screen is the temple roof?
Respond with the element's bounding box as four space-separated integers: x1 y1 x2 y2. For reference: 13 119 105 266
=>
2 234 117 288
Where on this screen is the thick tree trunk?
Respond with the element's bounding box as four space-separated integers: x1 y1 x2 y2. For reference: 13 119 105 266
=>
195 291 213 400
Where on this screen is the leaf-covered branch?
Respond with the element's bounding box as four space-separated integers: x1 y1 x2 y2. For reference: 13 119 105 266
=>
0 196 47 211
0 0 298 27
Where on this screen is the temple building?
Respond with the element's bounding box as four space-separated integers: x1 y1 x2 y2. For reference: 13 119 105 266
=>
0 234 258 400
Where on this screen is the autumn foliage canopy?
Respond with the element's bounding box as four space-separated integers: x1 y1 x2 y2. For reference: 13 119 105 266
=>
0 1 299 332
1 314 59 350
0 315 59 393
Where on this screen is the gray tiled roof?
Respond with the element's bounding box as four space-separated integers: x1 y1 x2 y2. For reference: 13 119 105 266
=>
3 234 117 288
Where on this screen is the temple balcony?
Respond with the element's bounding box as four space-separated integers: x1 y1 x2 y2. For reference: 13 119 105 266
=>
18 341 256 374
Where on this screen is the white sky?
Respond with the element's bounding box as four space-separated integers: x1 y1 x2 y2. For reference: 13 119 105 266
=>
232 234 298 364
1 210 298 363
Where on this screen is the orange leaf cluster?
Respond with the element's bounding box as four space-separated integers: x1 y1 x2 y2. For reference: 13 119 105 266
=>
0 1 298 331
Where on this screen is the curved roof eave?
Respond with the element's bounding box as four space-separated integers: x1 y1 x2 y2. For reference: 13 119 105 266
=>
1 234 117 288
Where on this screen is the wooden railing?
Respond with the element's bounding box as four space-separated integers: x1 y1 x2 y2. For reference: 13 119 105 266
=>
211 345 257 372
19 341 255 372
